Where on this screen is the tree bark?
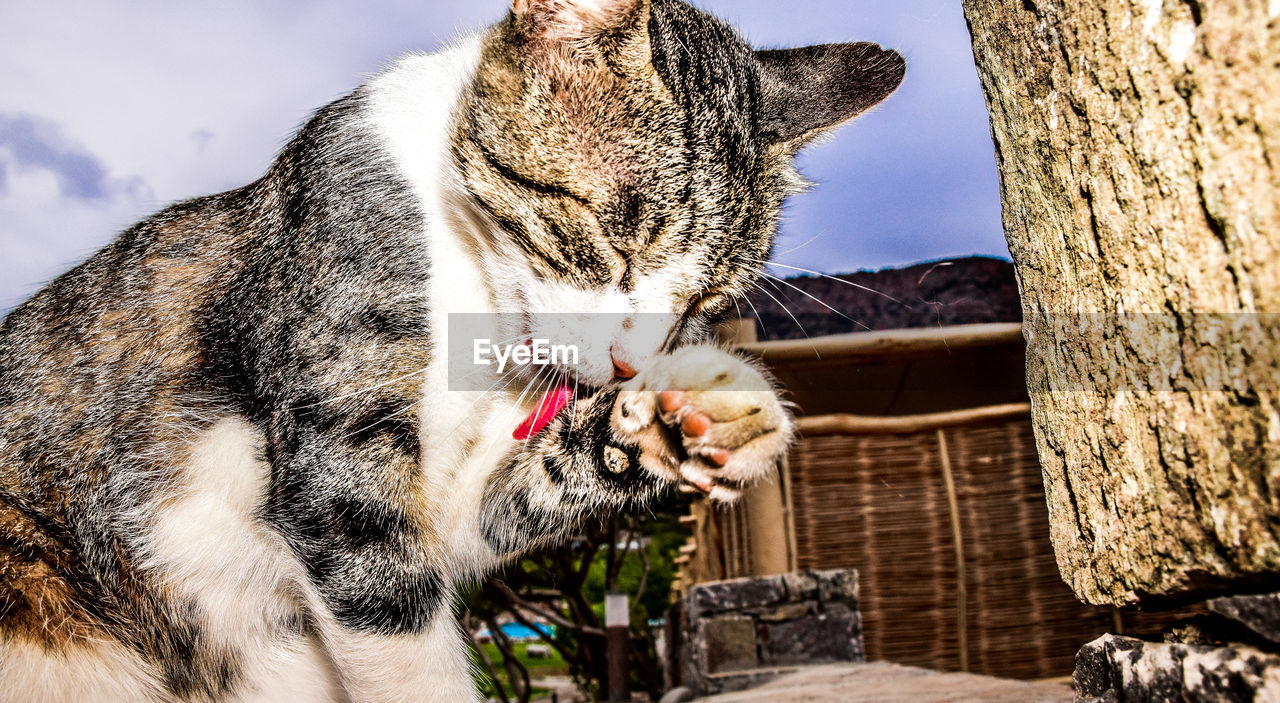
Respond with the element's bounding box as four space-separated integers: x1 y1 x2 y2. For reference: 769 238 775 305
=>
962 0 1280 606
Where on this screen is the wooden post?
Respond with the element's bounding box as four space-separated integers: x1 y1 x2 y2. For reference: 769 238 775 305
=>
605 592 630 701
936 428 969 672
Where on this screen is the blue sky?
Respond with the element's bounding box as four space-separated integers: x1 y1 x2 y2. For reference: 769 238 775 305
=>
0 0 1005 310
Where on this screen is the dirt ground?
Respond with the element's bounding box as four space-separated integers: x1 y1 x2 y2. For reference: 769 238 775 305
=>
696 662 1074 702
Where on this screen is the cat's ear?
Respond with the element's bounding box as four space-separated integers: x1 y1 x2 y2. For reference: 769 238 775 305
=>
756 43 906 148
511 0 651 65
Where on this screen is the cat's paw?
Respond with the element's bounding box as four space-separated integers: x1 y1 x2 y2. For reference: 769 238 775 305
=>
610 346 792 502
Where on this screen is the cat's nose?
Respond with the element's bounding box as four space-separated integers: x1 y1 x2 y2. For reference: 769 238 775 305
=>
610 347 637 380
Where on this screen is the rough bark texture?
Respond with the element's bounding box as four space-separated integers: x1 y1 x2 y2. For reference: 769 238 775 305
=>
962 0 1280 606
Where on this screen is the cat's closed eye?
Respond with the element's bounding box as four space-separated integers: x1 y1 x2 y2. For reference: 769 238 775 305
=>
688 292 732 317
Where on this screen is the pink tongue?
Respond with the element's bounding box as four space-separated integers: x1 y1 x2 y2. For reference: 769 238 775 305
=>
513 385 574 440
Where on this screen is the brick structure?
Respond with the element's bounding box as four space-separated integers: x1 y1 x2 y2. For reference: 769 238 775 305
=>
672 569 863 696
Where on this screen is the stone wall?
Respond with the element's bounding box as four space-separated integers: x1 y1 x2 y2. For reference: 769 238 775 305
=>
674 569 863 696
1074 593 1280 702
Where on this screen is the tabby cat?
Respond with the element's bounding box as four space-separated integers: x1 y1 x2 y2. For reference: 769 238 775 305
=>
0 0 904 700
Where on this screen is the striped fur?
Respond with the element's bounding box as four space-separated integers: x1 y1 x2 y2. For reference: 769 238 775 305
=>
0 1 903 700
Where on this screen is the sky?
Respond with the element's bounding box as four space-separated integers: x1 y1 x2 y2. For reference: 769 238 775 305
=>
0 0 1006 311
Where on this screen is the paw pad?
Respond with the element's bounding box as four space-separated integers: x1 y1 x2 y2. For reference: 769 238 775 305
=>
609 346 794 503
602 445 630 475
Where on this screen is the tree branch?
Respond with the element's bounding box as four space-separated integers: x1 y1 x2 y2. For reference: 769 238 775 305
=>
491 578 607 637
461 610 511 703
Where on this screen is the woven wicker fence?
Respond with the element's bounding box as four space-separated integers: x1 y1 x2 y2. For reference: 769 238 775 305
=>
786 413 1186 679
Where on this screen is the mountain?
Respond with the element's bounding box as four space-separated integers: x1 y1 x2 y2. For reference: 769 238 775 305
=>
739 256 1022 341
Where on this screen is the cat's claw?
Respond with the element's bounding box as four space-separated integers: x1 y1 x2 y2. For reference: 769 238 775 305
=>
610 346 793 503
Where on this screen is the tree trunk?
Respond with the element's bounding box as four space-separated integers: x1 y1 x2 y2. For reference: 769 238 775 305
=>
962 0 1280 606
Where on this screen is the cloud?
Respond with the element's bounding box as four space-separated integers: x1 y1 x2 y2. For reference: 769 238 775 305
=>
190 129 216 153
0 0 1006 313
0 113 112 200
0 112 155 310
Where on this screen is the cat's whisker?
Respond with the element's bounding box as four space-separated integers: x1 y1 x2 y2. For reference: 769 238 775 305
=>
916 260 955 286
340 331 534 452
509 365 548 417
749 280 822 359
486 361 534 400
440 362 527 439
759 272 871 332
759 274 785 294
521 366 559 450
749 281 811 338
566 374 580 444
740 255 910 307
339 402 417 444
522 374 553 446
476 363 556 461
739 293 769 340
773 233 823 257
474 365 549 462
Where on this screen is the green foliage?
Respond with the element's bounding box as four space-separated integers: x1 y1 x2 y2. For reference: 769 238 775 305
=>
470 641 564 700
583 500 688 626
460 489 694 702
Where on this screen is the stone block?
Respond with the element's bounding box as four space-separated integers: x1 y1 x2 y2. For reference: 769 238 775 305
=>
688 575 786 619
1075 633 1280 702
701 616 759 674
757 601 817 623
760 613 863 666
814 569 859 606
781 571 819 600
1209 593 1280 645
676 569 863 696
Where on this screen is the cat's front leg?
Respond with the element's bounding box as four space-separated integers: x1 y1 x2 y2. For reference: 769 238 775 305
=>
612 345 794 503
308 606 480 703
476 345 791 559
262 415 483 702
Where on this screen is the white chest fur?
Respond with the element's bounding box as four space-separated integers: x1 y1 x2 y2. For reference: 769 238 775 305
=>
366 37 540 579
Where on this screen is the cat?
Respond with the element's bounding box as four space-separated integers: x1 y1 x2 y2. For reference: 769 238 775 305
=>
0 0 904 701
